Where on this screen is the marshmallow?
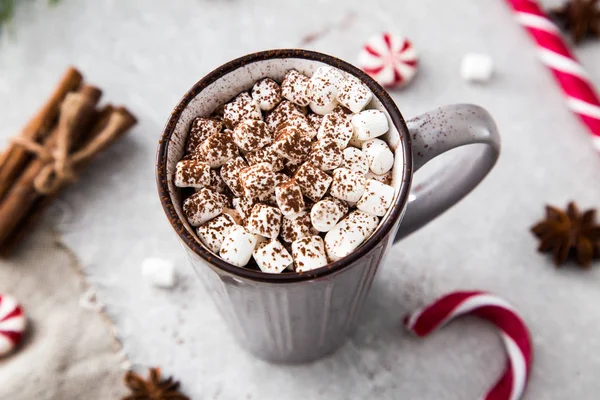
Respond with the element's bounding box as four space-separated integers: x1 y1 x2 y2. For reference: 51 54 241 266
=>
342 147 369 175
222 207 244 225
324 210 379 261
238 162 278 198
275 180 305 217
174 159 211 188
308 67 345 108
246 204 282 239
336 75 373 113
291 235 328 272
186 117 223 153
219 225 259 267
223 92 262 129
281 69 311 106
272 126 312 163
220 156 248 197
293 162 333 201
141 258 176 289
309 139 343 171
232 119 272 152
317 112 353 149
351 110 389 141
356 179 395 217
362 138 394 175
330 167 366 203
310 197 348 232
253 239 294 273
283 158 303 175
208 168 227 193
245 145 284 171
461 53 493 83
265 100 305 131
366 170 392 185
307 113 324 130
309 100 339 115
183 188 226 226
255 172 289 204
232 196 256 219
199 130 239 168
196 212 239 253
278 113 317 139
280 212 314 243
251 78 282 111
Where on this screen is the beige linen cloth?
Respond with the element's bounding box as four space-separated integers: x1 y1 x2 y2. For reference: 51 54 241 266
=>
0 222 125 399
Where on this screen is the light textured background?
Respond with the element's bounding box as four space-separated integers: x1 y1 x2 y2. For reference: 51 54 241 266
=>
1 0 600 398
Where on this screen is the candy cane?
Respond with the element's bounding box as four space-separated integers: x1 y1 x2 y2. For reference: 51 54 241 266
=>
405 291 533 400
506 0 600 151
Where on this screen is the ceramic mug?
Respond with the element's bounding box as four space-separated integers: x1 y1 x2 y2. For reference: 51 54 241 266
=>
157 49 500 363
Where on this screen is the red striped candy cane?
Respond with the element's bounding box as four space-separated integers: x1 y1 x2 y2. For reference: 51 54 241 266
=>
506 0 600 150
405 291 533 400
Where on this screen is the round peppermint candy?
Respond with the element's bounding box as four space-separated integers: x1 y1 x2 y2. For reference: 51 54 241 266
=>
358 33 418 88
0 293 26 356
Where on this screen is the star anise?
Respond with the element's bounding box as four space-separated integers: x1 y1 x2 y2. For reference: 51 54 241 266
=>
531 202 600 267
123 367 190 400
549 0 600 44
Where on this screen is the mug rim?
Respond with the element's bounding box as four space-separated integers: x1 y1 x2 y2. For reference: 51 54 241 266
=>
156 49 413 283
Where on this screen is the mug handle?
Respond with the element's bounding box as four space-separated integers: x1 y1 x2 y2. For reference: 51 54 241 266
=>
394 104 501 242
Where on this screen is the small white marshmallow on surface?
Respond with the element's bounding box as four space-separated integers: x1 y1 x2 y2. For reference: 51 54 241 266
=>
275 180 305 217
253 240 294 274
232 196 256 219
186 117 223 153
280 212 314 244
281 70 311 106
291 235 328 273
310 197 348 232
342 147 369 175
330 167 366 203
246 146 285 171
309 100 339 115
142 258 176 289
309 139 343 171
219 225 259 267
196 212 239 253
251 78 282 111
246 204 282 239
324 210 379 261
174 159 211 188
308 67 345 113
362 138 394 175
357 179 395 217
232 119 272 152
293 162 333 201
265 100 305 132
317 113 353 149
351 110 389 141
336 75 373 113
223 92 262 129
199 130 239 168
239 162 278 198
183 188 226 226
272 126 312 163
460 53 494 83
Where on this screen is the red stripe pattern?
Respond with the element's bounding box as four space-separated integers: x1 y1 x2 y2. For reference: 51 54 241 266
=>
506 0 600 150
405 291 533 400
0 293 26 357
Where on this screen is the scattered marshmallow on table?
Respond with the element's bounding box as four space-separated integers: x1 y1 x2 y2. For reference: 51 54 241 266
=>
174 159 211 188
325 210 379 261
351 110 389 141
342 147 369 175
309 139 343 171
219 225 259 267
186 117 223 153
281 69 311 107
362 138 394 175
357 179 395 217
246 204 282 239
310 197 349 232
317 113 353 149
275 180 305 217
183 188 226 226
141 258 176 289
196 212 240 253
239 162 278 198
461 53 494 83
223 92 262 129
330 167 367 203
220 156 248 197
293 162 333 201
232 119 272 152
253 239 294 273
291 235 328 272
251 78 282 111
199 130 239 168
336 75 373 113
280 212 314 244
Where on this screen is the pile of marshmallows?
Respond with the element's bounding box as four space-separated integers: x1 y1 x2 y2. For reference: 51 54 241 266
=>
175 66 396 274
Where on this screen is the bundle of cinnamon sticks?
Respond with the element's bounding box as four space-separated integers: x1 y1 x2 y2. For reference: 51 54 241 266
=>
0 67 137 256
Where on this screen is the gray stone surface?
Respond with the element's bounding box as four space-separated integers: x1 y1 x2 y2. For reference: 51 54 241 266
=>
1 0 600 398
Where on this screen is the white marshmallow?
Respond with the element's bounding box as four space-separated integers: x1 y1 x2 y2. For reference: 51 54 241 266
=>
362 138 394 175
272 126 312 163
220 156 248 197
253 240 294 273
293 162 333 201
232 196 256 219
366 170 392 185
330 167 366 203
208 168 227 193
308 67 345 113
278 113 317 139
317 113 353 149
291 235 328 272
307 113 324 130
196 212 239 253
461 53 494 83
310 197 348 232
309 139 343 171
219 225 259 267
245 145 285 172
351 110 389 141
275 180 305 217
186 117 223 153
223 92 262 129
281 70 311 107
280 212 314 243
183 188 226 226
142 258 176 289
199 130 239 168
336 75 373 113
246 204 282 239
357 179 395 217
324 210 379 261
232 119 272 152
251 78 282 111
255 172 289 205
174 159 211 188
238 162 278 198
265 100 304 132
309 100 339 115
342 147 369 175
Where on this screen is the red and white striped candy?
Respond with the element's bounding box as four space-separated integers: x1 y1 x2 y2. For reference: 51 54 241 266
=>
0 294 26 356
506 0 600 151
358 33 418 89
405 291 533 400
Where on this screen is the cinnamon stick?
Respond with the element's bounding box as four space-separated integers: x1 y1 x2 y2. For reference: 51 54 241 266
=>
0 67 83 201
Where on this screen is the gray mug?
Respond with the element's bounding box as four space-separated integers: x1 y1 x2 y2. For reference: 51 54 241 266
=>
157 50 500 363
